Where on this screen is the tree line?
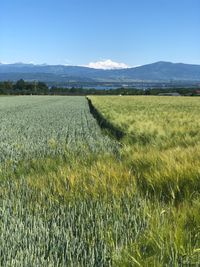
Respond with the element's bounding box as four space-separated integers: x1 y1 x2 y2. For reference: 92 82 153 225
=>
0 79 198 96
0 80 48 95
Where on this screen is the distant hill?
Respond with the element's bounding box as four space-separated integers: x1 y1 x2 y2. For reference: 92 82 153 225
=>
0 61 200 82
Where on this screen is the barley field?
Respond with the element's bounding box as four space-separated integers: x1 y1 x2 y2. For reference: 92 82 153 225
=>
90 95 200 265
1 95 200 266
90 96 200 200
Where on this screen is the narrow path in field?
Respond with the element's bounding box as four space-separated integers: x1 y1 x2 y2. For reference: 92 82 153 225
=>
87 97 125 141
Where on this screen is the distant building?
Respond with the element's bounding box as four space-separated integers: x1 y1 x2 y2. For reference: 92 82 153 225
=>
193 90 200 96
158 92 181 96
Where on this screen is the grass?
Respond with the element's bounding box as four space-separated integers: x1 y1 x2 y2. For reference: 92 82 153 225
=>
1 95 200 266
0 152 146 266
1 152 200 266
0 96 117 165
90 96 200 202
89 95 200 265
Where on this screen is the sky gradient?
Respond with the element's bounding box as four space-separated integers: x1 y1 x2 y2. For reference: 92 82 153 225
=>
1 0 200 68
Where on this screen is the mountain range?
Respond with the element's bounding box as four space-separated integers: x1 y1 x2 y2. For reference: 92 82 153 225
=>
0 61 200 83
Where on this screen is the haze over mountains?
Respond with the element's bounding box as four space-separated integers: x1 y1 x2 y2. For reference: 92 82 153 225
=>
0 61 200 83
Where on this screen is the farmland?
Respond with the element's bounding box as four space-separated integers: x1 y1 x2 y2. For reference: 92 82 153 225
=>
90 96 200 200
1 95 200 266
0 96 116 164
90 96 200 265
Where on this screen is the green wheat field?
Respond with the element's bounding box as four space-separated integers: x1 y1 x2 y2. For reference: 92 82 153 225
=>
1 95 200 266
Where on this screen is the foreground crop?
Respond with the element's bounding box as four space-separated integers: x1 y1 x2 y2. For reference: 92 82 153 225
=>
1 95 200 266
89 95 200 265
0 96 116 164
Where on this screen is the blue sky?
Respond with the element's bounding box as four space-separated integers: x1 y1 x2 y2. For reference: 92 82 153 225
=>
1 0 200 68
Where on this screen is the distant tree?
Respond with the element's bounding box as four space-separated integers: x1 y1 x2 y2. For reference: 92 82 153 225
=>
4 81 13 90
14 79 26 90
144 89 151 95
37 82 49 94
25 83 35 93
0 81 13 94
